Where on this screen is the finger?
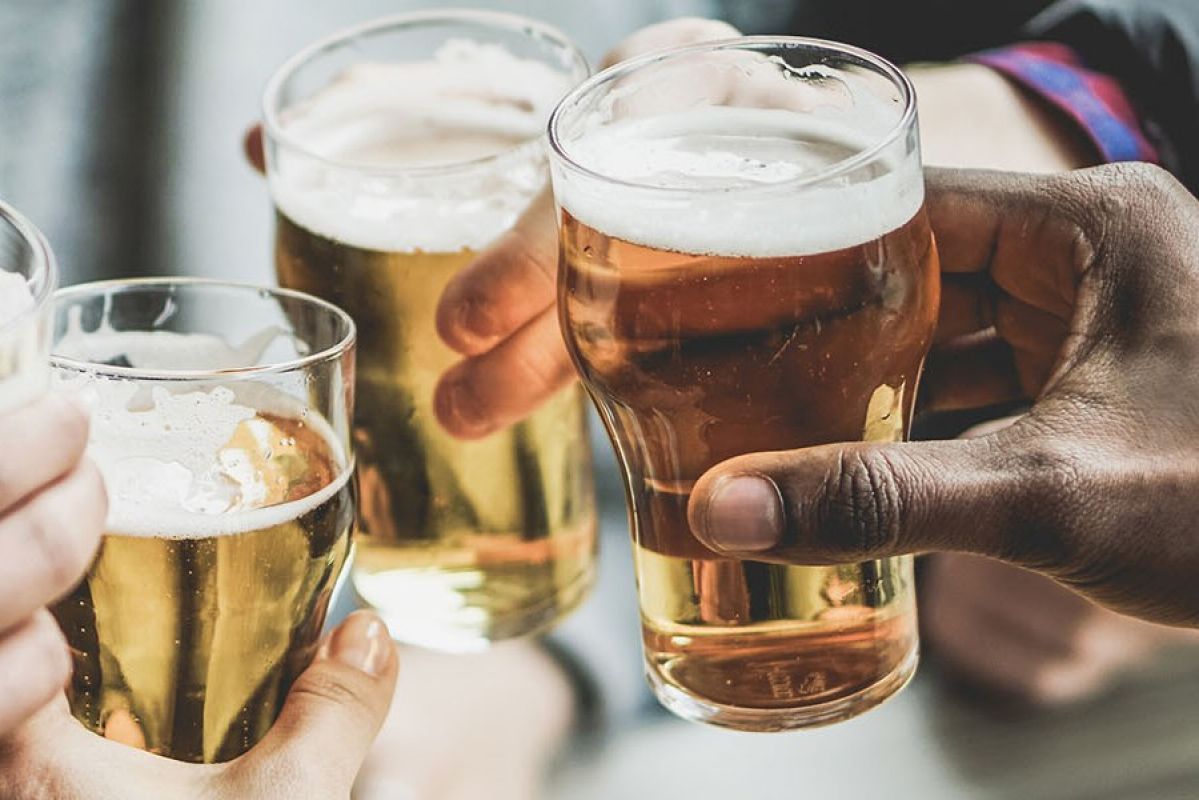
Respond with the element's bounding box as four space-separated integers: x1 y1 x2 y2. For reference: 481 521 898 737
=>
994 294 1071 394
244 124 265 175
434 307 576 439
237 612 398 795
934 274 994 343
926 168 1081 321
927 605 1100 706
0 610 71 737
920 332 1023 412
924 555 1091 656
435 191 557 357
687 422 1071 568
0 459 106 633
600 18 741 68
0 393 89 513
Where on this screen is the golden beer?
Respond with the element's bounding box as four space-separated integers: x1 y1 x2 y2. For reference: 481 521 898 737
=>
53 412 352 763
266 14 595 650
49 280 357 762
551 41 937 729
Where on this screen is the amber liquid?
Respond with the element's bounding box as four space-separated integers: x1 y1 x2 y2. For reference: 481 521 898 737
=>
561 208 939 727
276 213 597 651
53 413 353 763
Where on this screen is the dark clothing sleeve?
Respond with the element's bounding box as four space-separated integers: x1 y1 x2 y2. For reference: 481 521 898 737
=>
1027 0 1199 192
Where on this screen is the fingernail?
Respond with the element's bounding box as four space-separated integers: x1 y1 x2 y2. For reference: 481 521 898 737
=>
702 475 784 552
328 612 392 677
457 299 498 344
438 378 490 438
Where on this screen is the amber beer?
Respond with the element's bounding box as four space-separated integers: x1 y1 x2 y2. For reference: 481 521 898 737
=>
552 41 938 729
49 280 356 762
266 13 596 651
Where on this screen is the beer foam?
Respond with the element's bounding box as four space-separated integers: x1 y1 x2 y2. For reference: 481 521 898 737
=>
553 107 924 258
55 328 350 539
270 41 574 253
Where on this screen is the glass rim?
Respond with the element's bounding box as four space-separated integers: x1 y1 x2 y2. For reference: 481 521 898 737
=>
261 9 590 179
50 277 357 382
547 35 917 196
0 199 57 333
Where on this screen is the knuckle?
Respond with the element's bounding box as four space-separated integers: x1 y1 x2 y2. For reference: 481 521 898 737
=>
1002 437 1091 569
27 613 70 684
288 670 371 717
51 394 90 455
814 449 903 558
75 459 109 535
512 336 568 391
0 614 68 705
23 480 100 596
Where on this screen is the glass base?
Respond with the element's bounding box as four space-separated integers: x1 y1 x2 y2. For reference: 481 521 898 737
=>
646 645 919 732
358 564 595 653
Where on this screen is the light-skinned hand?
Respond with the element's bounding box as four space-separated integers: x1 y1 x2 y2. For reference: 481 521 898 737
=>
0 611 398 799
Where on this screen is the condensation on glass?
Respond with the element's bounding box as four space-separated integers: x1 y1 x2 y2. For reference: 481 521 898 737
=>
550 38 939 731
50 279 357 762
262 11 598 652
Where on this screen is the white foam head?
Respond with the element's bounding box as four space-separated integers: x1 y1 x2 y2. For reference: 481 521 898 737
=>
54 328 350 539
269 40 574 253
551 49 922 258
554 107 923 258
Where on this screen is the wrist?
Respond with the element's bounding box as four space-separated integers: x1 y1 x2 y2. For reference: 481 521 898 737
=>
909 63 1095 173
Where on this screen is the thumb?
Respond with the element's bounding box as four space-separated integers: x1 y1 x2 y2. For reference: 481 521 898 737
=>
688 432 1048 567
235 611 398 794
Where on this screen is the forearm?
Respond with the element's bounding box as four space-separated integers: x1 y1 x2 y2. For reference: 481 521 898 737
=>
910 63 1095 172
1029 0 1199 191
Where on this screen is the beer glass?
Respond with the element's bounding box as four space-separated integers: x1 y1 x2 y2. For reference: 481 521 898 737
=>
263 12 597 652
0 201 55 412
50 279 356 763
551 39 939 730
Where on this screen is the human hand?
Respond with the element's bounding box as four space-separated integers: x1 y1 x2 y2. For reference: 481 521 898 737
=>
355 641 574 800
0 395 104 738
923 417 1196 705
909 63 1096 173
688 164 1199 627
0 611 398 799
431 18 739 438
923 552 1193 705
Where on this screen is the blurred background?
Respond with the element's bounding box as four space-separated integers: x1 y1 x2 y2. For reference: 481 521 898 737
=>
4 1 1198 798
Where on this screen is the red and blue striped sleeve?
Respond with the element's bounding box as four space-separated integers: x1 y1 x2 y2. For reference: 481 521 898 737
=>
969 42 1158 165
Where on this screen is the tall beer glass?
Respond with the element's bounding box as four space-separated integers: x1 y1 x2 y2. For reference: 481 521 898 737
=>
0 201 55 412
50 279 356 763
263 12 597 652
551 39 939 730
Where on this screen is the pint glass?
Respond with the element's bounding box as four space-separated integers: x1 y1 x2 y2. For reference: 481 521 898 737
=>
50 279 356 762
0 202 55 412
263 12 597 651
551 39 939 730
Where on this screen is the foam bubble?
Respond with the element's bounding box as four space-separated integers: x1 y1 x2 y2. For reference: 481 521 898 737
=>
553 106 923 258
56 329 350 539
270 40 574 253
